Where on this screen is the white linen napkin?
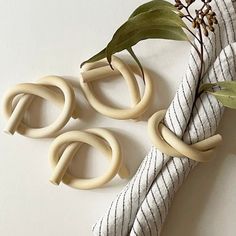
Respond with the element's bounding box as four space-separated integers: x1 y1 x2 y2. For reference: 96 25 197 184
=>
92 0 236 235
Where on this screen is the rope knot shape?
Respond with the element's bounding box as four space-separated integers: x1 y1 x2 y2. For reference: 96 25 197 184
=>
80 56 153 120
148 110 223 162
49 128 129 190
2 76 79 138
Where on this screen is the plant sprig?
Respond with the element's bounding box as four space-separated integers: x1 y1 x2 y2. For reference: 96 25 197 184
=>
81 0 189 74
81 0 236 109
175 0 236 110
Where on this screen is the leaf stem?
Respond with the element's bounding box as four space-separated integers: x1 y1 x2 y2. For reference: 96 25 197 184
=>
182 15 193 22
187 28 201 44
184 6 194 21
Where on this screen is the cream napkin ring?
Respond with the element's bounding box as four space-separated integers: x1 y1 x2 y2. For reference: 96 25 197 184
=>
49 128 129 190
148 110 222 162
80 56 153 120
2 76 79 138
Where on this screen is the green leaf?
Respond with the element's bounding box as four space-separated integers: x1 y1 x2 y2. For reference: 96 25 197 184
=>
129 0 178 19
81 0 188 71
80 48 106 68
106 9 188 64
127 47 144 79
200 81 236 109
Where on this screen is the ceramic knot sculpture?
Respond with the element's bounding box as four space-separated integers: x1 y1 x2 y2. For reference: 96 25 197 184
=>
80 56 153 120
2 76 79 138
148 110 223 162
49 128 129 190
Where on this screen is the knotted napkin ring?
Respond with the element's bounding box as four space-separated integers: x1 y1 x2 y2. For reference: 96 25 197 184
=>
2 76 79 138
148 110 223 162
49 128 129 190
80 56 153 120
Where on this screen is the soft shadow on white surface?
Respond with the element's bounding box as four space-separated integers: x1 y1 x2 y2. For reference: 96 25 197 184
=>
161 109 236 236
110 128 149 176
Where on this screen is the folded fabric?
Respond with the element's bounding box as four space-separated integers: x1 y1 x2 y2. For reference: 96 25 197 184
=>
92 0 236 235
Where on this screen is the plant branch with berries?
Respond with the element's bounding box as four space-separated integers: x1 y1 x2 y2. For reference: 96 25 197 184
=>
175 0 219 122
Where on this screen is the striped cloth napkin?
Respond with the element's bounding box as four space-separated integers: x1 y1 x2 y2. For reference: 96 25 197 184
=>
92 0 236 235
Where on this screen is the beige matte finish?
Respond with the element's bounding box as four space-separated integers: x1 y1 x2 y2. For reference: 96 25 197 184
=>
80 56 153 120
2 76 79 138
148 110 223 162
49 128 129 190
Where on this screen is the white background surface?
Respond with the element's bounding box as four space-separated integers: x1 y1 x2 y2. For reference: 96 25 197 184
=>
0 1 236 235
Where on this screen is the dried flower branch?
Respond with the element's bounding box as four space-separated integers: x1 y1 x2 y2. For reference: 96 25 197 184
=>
177 0 236 110
174 0 220 125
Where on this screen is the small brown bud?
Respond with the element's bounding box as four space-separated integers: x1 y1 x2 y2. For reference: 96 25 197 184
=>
203 28 209 36
197 18 203 24
208 25 214 32
206 5 212 11
208 18 213 25
209 11 216 16
212 18 218 24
